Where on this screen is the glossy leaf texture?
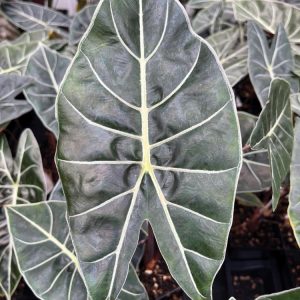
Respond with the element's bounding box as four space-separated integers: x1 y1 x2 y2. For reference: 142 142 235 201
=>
288 117 300 247
248 22 298 107
0 74 33 128
24 44 71 137
5 201 87 300
0 1 70 38
233 0 300 51
0 130 46 300
207 27 248 86
6 201 148 300
69 5 97 46
250 79 293 210
0 30 48 75
256 287 300 300
56 0 242 299
237 112 271 193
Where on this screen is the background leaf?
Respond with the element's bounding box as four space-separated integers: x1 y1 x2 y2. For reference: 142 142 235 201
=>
69 5 97 46
236 192 264 208
6 201 87 300
0 30 47 75
233 0 300 52
0 130 46 300
24 44 71 137
248 21 297 107
0 1 70 38
6 201 148 300
207 27 248 86
237 112 271 193
0 74 33 128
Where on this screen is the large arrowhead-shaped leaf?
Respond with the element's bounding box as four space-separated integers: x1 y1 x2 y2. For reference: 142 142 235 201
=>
207 27 248 86
250 79 293 210
248 22 297 107
0 130 46 300
233 0 300 51
288 117 300 247
24 45 70 137
6 201 148 300
237 112 271 193
69 5 97 46
56 0 241 299
0 74 33 127
0 1 70 38
256 288 300 300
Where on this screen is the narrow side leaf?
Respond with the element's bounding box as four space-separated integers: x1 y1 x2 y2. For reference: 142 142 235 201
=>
250 79 293 210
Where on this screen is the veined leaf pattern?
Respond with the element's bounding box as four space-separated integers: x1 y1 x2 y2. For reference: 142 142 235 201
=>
248 21 298 107
0 130 46 300
233 0 300 51
24 44 71 137
207 27 248 86
0 75 33 128
6 201 148 300
0 30 48 75
237 112 271 193
250 78 293 210
0 1 70 38
6 201 88 300
57 0 242 299
69 5 97 46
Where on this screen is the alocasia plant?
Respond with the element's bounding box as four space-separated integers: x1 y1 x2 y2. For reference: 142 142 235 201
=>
5 201 148 300
24 44 71 137
250 78 293 210
237 112 271 194
247 21 298 107
56 0 242 299
0 1 70 38
0 130 46 299
0 75 33 128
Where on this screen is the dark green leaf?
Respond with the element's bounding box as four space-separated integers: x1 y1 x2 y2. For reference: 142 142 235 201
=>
248 22 297 107
24 45 71 137
250 78 293 210
56 0 242 299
